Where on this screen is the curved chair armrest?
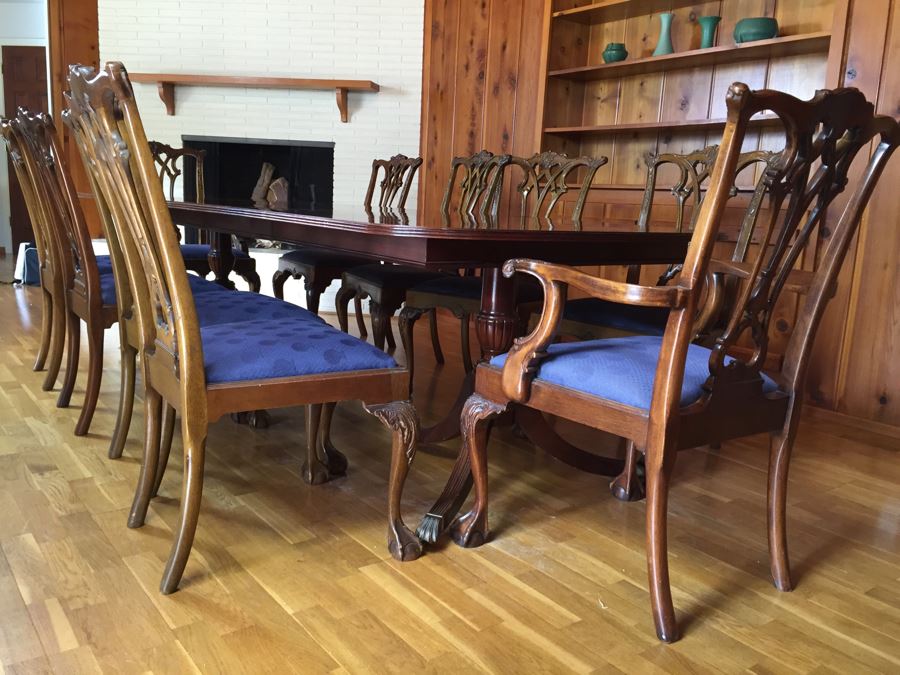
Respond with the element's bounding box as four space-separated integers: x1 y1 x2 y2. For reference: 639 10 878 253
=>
498 258 689 402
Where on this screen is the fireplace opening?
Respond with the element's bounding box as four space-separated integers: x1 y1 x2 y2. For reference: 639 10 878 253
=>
181 135 334 214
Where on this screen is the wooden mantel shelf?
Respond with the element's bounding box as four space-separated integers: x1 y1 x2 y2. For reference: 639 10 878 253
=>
128 73 380 122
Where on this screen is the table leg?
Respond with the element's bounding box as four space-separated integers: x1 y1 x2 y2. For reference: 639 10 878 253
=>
208 231 236 289
417 267 518 542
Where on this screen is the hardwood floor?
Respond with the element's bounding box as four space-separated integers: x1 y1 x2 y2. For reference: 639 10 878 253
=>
0 263 898 673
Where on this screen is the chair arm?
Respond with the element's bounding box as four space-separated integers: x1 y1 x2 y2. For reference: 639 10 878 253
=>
497 258 690 403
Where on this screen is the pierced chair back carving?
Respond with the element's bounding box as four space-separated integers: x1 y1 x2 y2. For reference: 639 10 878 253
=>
364 154 422 211
509 151 608 222
440 150 511 224
148 141 206 203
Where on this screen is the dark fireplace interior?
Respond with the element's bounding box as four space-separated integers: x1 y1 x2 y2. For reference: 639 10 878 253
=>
181 135 334 214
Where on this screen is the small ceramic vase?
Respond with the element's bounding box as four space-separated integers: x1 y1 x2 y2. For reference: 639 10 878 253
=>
653 13 675 56
699 15 721 49
602 42 628 63
734 17 779 43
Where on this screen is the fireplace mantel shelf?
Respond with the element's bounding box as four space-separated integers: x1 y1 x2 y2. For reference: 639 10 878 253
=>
128 73 380 122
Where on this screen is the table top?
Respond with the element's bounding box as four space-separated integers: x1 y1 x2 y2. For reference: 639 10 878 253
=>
168 201 692 268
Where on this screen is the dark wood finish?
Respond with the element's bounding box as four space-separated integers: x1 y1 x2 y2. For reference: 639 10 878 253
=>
442 84 900 643
2 46 49 250
364 154 422 210
127 73 380 122
67 63 422 593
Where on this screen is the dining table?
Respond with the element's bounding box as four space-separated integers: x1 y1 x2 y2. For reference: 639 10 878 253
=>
168 200 692 541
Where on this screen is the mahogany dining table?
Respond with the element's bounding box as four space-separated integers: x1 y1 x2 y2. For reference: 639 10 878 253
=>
168 201 692 541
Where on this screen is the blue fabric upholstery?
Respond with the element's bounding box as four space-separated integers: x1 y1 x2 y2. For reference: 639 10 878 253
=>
409 274 544 302
96 255 113 273
201 317 397 383
563 297 669 336
490 335 778 410
100 272 117 306
345 263 446 289
180 244 251 260
195 291 320 326
99 271 234 306
279 247 367 268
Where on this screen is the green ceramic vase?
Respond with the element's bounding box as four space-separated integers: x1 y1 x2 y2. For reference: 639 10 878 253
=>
699 16 721 49
653 13 675 56
602 43 628 63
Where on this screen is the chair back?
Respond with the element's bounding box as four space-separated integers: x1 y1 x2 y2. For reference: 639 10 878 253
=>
509 151 607 221
66 63 207 416
364 154 422 210
148 141 206 203
440 150 511 223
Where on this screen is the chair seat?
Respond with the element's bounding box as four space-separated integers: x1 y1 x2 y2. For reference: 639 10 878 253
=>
279 247 368 268
179 244 252 260
201 316 398 384
195 290 320 326
562 297 670 336
99 271 231 306
409 274 544 302
344 263 447 290
490 335 778 410
96 254 113 273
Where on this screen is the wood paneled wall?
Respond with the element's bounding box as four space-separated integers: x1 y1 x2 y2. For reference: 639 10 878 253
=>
419 0 900 426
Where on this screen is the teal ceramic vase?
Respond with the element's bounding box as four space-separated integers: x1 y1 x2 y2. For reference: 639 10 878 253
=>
699 15 721 49
734 17 779 43
653 13 675 56
602 42 628 63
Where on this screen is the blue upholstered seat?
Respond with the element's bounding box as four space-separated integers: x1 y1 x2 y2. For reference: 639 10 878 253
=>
179 244 252 260
279 247 366 267
96 255 113 273
99 271 233 306
201 317 397 384
409 274 544 302
345 263 447 289
490 335 778 410
195 291 321 326
562 297 669 336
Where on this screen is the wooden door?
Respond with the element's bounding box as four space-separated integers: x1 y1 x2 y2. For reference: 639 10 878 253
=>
2 45 49 250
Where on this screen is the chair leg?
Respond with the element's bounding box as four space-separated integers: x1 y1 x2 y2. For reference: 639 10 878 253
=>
430 309 445 364
127 386 163 529
459 313 473 374
57 310 81 408
305 284 322 315
34 288 52 371
302 403 329 485
385 320 397 351
153 403 177 497
768 403 802 593
449 394 508 547
242 270 262 293
272 269 291 300
354 295 367 339
160 415 208 594
335 284 356 334
318 402 348 476
42 291 66 391
74 323 104 436
108 343 137 459
398 306 426 395
364 400 422 561
644 439 679 643
370 301 392 352
610 440 646 502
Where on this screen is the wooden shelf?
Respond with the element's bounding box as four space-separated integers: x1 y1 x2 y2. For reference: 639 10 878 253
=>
553 0 705 24
128 73 380 122
545 114 782 136
547 32 831 82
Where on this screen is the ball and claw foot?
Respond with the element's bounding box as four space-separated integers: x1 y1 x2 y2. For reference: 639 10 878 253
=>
230 410 271 428
449 510 488 548
388 522 423 561
322 441 348 477
301 459 330 485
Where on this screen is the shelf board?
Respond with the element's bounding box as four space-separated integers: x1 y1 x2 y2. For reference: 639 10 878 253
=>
128 73 380 122
553 0 707 24
544 114 781 136
547 32 831 82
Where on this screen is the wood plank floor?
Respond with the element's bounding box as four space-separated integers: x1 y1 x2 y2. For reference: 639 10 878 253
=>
0 265 898 673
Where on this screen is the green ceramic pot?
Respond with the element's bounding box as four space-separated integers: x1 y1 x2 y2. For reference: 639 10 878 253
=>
602 42 628 63
733 17 779 43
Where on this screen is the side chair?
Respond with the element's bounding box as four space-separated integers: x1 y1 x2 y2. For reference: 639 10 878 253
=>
149 141 261 291
399 150 607 389
68 62 424 594
445 84 899 642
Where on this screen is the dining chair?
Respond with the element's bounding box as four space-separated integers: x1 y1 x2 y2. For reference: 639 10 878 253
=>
551 147 775 343
271 154 422 328
445 84 899 642
67 62 423 593
148 140 261 292
1 117 69 392
398 151 607 389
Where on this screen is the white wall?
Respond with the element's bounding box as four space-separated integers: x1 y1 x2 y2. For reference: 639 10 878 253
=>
97 0 425 212
0 0 48 254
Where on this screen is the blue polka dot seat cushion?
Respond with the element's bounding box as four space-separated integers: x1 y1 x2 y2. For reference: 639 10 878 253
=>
201 317 397 384
490 335 778 410
179 244 252 260
99 270 239 307
561 297 670 336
